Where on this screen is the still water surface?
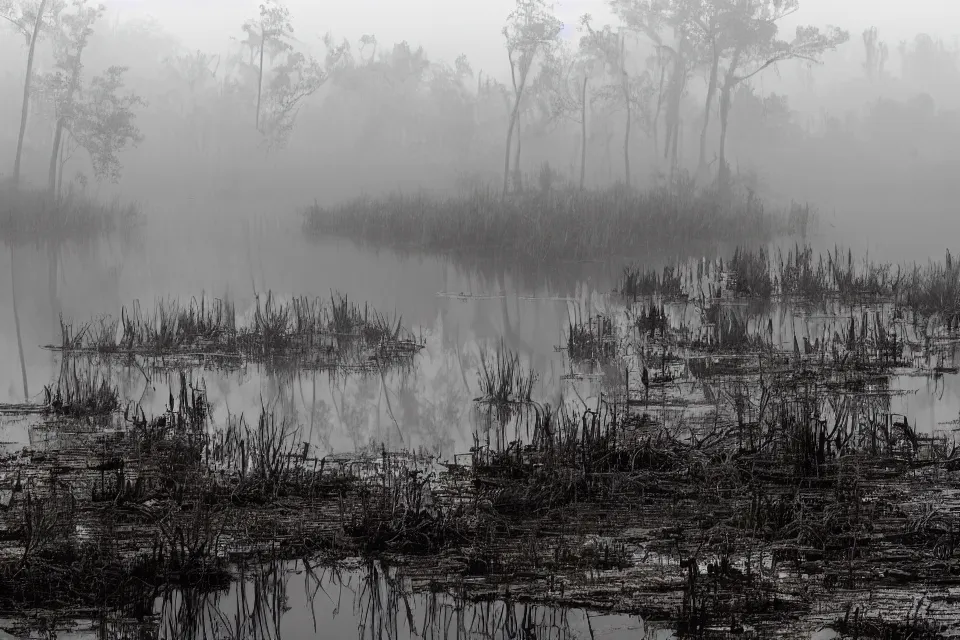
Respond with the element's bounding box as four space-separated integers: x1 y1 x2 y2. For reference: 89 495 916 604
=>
0 202 957 639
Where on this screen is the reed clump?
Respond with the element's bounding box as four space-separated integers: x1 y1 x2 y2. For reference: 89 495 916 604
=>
54 291 424 370
42 366 120 418
776 243 830 299
566 313 616 363
346 450 468 554
303 187 790 263
728 247 773 297
903 249 960 319
619 264 685 299
0 184 140 245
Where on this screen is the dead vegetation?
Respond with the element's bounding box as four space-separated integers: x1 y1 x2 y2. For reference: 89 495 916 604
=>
49 291 425 371
302 187 789 264
0 184 140 247
8 246 960 634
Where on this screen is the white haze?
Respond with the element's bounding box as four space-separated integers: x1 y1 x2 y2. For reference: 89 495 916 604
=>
1 0 959 257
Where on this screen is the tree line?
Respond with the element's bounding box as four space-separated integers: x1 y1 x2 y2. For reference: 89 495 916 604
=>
8 0 957 201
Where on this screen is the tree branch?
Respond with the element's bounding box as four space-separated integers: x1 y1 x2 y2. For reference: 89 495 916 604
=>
0 11 29 37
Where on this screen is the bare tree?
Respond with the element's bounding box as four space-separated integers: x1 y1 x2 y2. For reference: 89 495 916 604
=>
501 0 562 196
1 0 63 186
239 1 329 149
39 0 104 194
579 15 652 188
242 0 292 131
714 1 848 189
544 32 603 189
610 0 696 172
863 26 888 81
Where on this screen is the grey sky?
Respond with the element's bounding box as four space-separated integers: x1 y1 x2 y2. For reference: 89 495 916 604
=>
106 0 960 79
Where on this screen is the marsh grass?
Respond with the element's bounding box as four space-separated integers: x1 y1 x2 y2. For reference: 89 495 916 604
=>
776 243 829 298
619 264 685 299
303 187 787 263
0 498 231 614
904 250 960 319
690 300 770 353
120 296 237 353
830 605 941 640
126 373 210 485
43 365 120 418
566 312 616 362
346 449 468 553
13 264 960 632
55 291 424 369
475 341 536 407
634 300 669 338
828 247 903 300
0 184 140 246
59 314 119 352
728 247 773 297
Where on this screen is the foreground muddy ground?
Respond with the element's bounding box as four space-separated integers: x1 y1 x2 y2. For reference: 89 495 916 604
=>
2 244 960 639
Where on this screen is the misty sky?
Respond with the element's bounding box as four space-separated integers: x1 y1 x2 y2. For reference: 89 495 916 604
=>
106 0 960 79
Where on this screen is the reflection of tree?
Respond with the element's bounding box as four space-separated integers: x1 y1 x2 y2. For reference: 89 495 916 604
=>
82 558 660 640
156 585 226 640
329 371 379 450
154 560 289 640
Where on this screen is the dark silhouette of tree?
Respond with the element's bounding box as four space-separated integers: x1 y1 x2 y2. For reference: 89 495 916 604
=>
862 26 888 81
713 1 848 189
501 0 563 196
239 0 328 149
39 0 104 194
1 0 64 185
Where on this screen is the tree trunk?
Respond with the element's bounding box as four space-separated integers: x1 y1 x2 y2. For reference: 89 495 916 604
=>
698 39 720 178
718 50 742 192
503 56 525 198
502 100 520 197
47 117 64 195
666 34 687 170
512 110 522 192
652 56 666 160
256 29 266 130
57 130 67 199
13 0 48 186
664 61 682 164
718 80 733 191
580 76 588 190
621 33 632 188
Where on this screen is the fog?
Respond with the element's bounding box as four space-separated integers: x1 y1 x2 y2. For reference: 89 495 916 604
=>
4 3 960 636
1 0 959 242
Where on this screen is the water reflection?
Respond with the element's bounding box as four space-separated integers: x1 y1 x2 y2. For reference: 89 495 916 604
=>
40 559 657 640
5 219 960 458
4 212 960 639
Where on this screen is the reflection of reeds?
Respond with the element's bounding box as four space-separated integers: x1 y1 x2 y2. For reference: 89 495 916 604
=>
619 263 685 299
566 311 616 363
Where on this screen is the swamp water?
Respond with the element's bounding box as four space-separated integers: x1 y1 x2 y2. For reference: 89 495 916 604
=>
1 204 959 639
